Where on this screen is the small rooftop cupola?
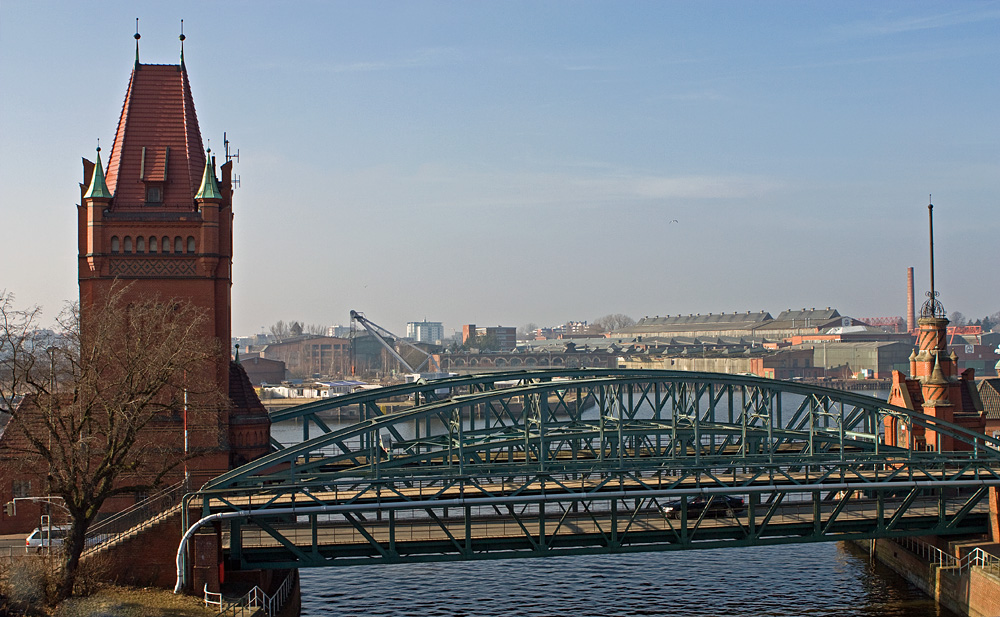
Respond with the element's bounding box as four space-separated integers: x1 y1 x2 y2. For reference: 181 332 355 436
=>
194 148 223 200
84 145 112 199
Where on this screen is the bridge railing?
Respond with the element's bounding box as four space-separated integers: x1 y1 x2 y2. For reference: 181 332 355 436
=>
84 481 184 552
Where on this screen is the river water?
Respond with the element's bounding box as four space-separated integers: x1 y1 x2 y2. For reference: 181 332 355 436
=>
297 542 956 616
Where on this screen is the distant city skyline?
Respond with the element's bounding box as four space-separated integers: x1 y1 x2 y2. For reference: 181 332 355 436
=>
2 1 997 336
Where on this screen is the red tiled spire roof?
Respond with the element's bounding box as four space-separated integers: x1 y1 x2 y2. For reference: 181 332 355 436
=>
105 63 206 211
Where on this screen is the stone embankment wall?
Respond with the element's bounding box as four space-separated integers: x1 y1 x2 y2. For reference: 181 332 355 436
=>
868 539 1000 617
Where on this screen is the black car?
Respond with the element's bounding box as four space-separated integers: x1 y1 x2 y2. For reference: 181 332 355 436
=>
660 495 745 519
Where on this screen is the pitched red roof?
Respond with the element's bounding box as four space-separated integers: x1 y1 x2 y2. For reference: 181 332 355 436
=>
979 378 1000 420
229 361 268 418
105 63 206 211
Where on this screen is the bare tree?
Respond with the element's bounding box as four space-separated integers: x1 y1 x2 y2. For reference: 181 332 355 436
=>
0 287 224 602
949 311 966 326
593 313 636 333
269 320 289 341
517 323 538 339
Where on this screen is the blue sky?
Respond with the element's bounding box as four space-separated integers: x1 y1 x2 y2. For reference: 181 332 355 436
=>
1 1 997 337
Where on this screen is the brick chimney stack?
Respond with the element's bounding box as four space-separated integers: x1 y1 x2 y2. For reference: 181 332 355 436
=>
907 267 915 333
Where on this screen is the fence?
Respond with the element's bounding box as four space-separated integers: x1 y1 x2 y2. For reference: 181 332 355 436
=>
204 569 296 616
891 536 1000 577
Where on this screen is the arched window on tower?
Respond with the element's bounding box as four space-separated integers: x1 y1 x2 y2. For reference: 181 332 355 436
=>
174 237 183 253
186 236 196 253
123 236 133 254
149 236 158 253
136 237 146 253
110 237 120 253
162 236 170 254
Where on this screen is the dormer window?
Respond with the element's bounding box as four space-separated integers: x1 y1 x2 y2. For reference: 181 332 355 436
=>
146 185 163 203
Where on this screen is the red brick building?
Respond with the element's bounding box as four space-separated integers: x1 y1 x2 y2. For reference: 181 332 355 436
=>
80 44 270 474
1 41 269 532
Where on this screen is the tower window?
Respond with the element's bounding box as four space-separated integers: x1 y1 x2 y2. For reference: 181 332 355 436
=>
110 236 120 253
136 237 146 253
146 186 162 203
123 236 133 253
162 236 170 254
149 236 158 252
174 237 183 253
187 236 196 253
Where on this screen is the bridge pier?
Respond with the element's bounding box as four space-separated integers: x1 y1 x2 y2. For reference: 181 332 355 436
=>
990 486 1000 543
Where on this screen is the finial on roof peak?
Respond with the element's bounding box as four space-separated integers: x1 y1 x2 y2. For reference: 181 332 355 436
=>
179 19 185 64
134 18 141 65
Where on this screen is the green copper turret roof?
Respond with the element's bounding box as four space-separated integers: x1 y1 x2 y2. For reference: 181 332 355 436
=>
84 147 112 199
194 148 223 200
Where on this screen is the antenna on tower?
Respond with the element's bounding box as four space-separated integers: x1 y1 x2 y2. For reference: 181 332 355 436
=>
920 196 946 319
134 18 141 65
224 132 241 188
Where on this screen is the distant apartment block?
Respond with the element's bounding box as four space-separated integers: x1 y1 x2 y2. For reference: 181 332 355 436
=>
326 325 353 338
407 320 444 344
462 324 517 351
530 321 601 340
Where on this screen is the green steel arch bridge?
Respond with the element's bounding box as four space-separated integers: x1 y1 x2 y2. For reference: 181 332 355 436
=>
176 369 1000 589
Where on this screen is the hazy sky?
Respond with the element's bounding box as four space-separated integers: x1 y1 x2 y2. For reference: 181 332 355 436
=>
1 1 997 337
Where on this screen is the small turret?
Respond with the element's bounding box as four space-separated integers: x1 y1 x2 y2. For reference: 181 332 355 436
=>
194 148 222 201
83 146 112 200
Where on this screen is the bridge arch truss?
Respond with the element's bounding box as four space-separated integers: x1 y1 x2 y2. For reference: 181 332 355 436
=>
180 369 1000 578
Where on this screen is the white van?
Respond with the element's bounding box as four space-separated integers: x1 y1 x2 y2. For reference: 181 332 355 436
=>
24 525 70 553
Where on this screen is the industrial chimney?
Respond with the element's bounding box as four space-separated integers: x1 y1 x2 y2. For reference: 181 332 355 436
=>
906 267 915 332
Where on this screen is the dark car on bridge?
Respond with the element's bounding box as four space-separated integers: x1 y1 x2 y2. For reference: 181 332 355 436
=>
660 495 745 519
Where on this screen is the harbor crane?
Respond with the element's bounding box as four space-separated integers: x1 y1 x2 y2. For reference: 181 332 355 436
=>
349 310 441 374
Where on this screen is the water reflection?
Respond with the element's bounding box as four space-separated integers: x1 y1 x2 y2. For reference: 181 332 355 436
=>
299 542 954 617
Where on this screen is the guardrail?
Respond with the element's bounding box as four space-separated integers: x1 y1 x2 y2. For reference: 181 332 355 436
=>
203 569 296 616
83 481 184 552
891 536 1000 577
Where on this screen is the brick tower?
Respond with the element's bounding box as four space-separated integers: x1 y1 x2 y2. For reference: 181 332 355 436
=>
885 202 985 451
78 34 269 481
